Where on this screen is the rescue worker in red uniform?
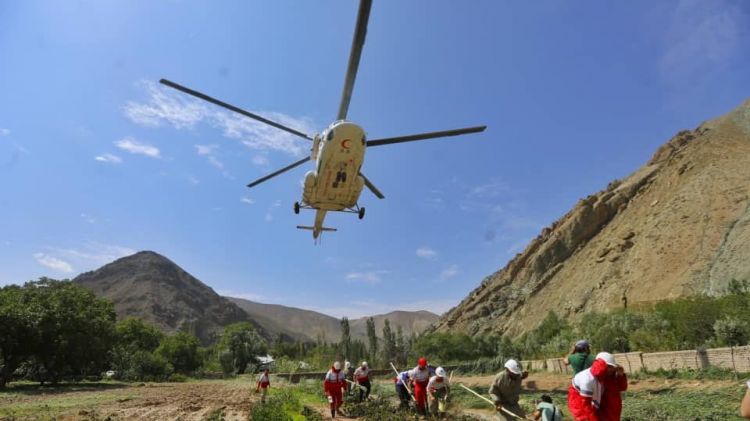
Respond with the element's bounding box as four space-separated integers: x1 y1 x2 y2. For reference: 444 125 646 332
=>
567 352 627 421
255 368 270 403
324 361 347 418
409 357 431 417
353 361 371 402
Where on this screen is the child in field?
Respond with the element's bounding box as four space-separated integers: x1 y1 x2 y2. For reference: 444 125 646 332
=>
255 369 270 403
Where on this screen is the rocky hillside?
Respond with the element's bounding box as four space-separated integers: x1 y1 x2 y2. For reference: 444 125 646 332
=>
228 297 438 342
434 98 750 338
74 251 254 344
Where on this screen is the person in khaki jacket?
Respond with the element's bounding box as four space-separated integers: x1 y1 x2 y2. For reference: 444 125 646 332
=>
489 359 529 420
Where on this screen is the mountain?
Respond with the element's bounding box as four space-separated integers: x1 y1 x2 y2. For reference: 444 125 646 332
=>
228 297 438 342
433 98 750 338
74 251 253 344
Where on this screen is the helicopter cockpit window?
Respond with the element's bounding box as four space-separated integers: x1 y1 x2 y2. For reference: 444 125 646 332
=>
326 130 335 141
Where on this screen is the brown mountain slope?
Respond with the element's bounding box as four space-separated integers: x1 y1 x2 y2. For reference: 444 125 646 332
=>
434 98 750 338
74 251 253 344
228 297 438 342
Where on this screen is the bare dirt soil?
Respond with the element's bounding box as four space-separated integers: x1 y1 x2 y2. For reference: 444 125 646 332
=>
0 379 257 421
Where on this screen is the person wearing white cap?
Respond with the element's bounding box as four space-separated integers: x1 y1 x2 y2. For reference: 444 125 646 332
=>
427 366 450 418
353 361 371 402
567 352 627 421
323 361 347 418
489 359 529 420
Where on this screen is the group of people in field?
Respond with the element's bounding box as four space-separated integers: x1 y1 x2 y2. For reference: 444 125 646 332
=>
252 339 627 420
478 340 627 421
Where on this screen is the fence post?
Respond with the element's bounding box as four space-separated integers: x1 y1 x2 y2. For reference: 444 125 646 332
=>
732 346 739 380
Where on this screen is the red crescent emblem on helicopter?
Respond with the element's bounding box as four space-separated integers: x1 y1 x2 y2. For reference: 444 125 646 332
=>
341 139 351 149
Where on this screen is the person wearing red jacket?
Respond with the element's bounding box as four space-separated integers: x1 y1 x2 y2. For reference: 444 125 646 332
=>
567 352 627 421
409 357 431 417
324 361 347 418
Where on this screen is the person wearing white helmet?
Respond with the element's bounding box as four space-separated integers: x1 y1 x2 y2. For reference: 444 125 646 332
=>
353 361 371 402
427 366 450 418
567 352 627 421
489 359 529 420
323 361 347 418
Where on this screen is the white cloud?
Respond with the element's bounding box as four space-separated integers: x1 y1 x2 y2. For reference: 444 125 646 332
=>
94 153 122 164
34 253 74 274
659 0 743 92
345 270 389 284
124 80 314 157
440 264 459 280
252 154 270 166
0 128 10 136
115 137 160 158
240 196 255 205
416 246 437 260
51 243 136 267
265 200 281 222
195 144 218 156
186 175 200 185
195 144 233 178
80 213 95 224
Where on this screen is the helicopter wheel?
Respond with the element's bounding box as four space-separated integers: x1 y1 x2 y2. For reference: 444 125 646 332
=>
358 207 365 220
294 202 300 214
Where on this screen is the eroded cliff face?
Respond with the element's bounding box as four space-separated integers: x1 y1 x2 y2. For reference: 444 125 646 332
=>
435 99 750 337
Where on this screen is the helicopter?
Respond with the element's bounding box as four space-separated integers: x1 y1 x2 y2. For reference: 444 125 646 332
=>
160 0 486 240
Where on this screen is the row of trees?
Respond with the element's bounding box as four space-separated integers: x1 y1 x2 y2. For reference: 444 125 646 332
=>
269 280 750 370
0 279 268 388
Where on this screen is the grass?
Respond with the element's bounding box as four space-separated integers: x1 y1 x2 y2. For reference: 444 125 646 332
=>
0 381 138 419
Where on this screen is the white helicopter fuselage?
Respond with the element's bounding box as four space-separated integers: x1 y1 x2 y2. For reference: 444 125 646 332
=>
303 121 366 209
300 121 366 238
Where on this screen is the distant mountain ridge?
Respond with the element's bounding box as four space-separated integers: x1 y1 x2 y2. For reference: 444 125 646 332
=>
227 297 438 342
72 250 438 345
74 251 253 344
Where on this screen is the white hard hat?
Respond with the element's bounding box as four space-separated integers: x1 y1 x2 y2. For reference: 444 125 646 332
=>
436 367 447 378
596 352 617 367
334 361 341 370
504 359 522 375
362 361 368 367
345 361 351 369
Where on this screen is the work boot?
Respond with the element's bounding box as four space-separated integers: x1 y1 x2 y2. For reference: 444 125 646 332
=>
331 409 335 418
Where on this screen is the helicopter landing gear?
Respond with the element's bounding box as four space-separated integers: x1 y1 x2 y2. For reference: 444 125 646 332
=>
358 207 365 220
294 202 300 214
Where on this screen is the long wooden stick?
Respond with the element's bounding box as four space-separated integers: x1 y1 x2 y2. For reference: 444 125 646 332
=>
389 362 415 400
456 383 530 420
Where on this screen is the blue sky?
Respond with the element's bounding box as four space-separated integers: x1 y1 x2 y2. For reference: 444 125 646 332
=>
1 0 748 318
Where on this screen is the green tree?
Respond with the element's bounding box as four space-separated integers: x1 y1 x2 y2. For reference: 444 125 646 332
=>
217 322 267 374
366 317 378 362
381 319 396 367
116 318 163 352
157 332 202 374
0 285 39 388
30 279 116 383
340 317 351 361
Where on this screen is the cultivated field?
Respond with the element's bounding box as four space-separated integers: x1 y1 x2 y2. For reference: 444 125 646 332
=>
0 372 747 420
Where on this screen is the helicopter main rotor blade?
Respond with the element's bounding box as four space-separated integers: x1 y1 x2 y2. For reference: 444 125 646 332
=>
366 125 487 147
160 79 313 141
336 0 373 121
247 156 311 188
360 172 385 199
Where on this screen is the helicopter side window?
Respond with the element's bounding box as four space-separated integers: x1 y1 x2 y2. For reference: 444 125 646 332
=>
326 129 335 141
